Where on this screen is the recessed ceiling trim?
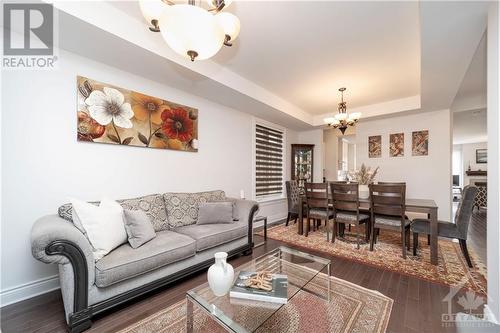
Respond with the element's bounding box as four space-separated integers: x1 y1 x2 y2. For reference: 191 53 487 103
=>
312 95 421 126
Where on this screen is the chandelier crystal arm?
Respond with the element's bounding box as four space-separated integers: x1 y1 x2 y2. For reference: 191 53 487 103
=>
323 87 362 135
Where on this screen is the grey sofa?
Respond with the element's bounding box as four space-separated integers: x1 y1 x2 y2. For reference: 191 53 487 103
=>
31 190 258 333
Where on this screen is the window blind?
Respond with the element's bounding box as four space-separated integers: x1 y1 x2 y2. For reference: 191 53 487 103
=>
255 124 284 197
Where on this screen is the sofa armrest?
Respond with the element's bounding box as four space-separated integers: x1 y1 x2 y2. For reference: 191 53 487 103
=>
31 214 95 287
227 198 259 244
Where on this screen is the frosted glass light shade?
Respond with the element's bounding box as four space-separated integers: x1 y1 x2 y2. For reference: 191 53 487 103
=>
216 12 240 42
324 117 340 125
349 112 362 120
139 0 166 23
335 113 348 121
159 5 224 61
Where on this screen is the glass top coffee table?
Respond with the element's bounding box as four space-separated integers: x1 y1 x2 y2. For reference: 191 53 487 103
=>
186 246 331 333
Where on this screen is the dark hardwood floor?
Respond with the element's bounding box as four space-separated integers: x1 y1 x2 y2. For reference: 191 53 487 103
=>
1 210 487 333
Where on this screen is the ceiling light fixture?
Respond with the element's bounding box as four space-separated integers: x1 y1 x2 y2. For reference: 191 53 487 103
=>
139 0 240 61
324 87 361 135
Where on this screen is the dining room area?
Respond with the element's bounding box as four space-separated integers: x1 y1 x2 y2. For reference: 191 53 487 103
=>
263 110 488 303
263 170 488 331
274 177 487 296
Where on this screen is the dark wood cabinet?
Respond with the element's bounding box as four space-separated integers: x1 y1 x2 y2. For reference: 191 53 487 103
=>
291 144 314 193
466 170 487 176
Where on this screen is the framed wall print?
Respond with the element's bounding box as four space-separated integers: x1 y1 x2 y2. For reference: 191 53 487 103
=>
476 149 487 164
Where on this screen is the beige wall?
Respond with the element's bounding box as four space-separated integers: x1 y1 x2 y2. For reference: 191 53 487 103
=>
356 109 452 220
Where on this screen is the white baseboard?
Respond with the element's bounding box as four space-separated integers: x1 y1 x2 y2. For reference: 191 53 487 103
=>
484 304 500 325
0 275 60 308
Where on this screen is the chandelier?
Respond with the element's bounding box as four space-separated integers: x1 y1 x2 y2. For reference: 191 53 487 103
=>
323 87 361 135
139 0 240 61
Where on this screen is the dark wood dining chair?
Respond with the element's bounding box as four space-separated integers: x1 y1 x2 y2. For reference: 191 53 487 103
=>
330 182 370 249
329 180 353 231
378 182 432 245
411 185 478 267
305 182 333 241
285 180 300 226
376 182 417 239
369 183 412 258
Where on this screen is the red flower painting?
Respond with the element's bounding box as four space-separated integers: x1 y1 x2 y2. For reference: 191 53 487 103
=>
76 76 198 152
77 111 105 141
161 108 194 142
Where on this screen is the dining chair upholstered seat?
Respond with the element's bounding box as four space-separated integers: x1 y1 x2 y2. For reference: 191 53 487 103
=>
374 215 412 228
411 220 461 239
308 208 335 219
411 185 478 267
336 211 370 223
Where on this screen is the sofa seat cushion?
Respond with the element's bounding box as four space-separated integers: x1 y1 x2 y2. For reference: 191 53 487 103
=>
95 230 195 287
175 222 247 252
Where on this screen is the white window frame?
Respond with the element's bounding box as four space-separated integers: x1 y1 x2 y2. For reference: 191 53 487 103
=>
252 117 286 202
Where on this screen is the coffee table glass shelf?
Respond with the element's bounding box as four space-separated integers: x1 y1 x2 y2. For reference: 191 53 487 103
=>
186 246 331 333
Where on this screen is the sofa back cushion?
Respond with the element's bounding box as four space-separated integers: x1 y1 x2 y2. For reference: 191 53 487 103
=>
58 194 169 232
163 190 226 228
119 194 168 231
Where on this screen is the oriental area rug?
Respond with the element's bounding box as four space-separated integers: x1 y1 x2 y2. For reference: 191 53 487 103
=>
259 224 487 294
119 271 392 333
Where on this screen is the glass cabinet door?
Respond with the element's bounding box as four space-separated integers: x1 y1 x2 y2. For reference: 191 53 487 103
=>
291 144 314 194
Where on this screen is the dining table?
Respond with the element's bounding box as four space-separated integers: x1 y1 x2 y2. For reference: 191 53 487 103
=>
297 196 440 265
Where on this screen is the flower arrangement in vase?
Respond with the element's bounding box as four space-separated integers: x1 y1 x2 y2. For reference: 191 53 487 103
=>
349 163 379 199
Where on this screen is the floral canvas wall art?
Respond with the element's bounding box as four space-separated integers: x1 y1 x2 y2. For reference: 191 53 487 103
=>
389 133 404 157
412 130 429 156
77 76 198 152
368 135 382 158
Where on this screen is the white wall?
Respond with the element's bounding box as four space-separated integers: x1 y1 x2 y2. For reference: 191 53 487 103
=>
461 142 488 185
323 127 356 181
452 145 463 185
487 1 500 323
323 129 339 180
356 109 452 220
0 48 292 305
347 143 356 170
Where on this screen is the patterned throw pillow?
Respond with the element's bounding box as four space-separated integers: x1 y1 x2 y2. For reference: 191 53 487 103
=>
119 194 168 232
58 194 169 232
163 190 226 229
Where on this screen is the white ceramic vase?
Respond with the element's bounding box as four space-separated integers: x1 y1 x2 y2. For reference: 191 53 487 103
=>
207 252 234 296
359 184 370 199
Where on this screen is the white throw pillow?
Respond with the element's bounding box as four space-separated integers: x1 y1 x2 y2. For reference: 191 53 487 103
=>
70 197 127 261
